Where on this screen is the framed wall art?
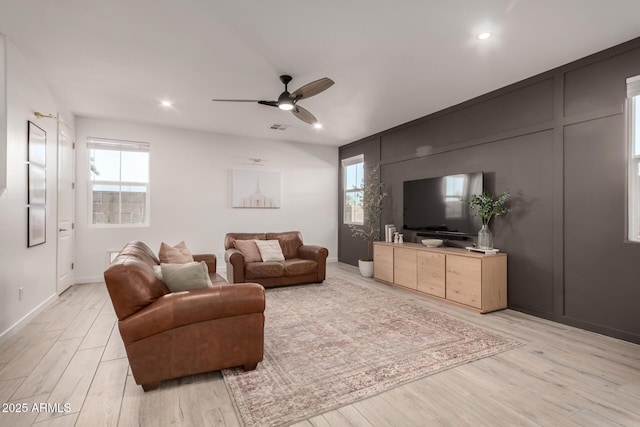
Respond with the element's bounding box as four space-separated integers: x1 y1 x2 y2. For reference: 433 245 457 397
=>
232 170 281 208
27 121 46 247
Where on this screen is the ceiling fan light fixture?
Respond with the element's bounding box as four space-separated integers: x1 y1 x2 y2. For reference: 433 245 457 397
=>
277 91 294 110
313 122 323 129
278 101 294 111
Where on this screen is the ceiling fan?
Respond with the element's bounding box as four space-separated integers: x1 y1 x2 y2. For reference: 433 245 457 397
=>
212 75 334 125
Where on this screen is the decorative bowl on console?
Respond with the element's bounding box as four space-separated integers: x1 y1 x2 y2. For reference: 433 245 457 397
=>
422 239 443 248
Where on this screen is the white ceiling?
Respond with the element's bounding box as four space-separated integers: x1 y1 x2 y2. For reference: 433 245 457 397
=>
1 1 640 147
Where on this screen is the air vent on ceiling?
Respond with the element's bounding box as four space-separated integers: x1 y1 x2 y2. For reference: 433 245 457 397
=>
269 124 287 131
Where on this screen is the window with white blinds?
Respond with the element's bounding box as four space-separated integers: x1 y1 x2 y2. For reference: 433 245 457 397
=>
342 155 364 225
88 138 150 226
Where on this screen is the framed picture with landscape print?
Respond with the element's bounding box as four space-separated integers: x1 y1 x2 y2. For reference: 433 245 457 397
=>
27 121 46 247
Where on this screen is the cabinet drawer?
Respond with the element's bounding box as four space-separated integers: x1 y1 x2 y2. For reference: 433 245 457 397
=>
417 251 445 298
374 245 394 283
446 255 481 309
394 248 417 289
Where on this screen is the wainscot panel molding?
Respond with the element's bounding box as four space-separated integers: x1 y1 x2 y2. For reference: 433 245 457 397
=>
339 36 640 344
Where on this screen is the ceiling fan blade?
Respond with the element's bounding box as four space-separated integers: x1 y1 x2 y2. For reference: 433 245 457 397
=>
258 100 279 107
292 105 317 124
211 99 263 102
290 77 334 100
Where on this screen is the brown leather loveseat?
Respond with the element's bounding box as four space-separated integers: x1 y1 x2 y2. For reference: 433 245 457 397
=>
103 241 265 391
224 231 328 287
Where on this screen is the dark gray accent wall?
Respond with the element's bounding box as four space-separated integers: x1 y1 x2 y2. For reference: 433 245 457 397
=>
338 137 380 266
338 37 640 344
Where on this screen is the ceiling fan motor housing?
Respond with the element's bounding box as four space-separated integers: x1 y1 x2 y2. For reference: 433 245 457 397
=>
277 76 295 110
279 75 293 86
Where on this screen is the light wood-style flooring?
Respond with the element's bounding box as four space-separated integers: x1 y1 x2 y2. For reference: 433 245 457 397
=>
1 263 639 426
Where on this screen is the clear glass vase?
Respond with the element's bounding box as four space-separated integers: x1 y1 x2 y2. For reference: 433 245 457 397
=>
477 224 493 249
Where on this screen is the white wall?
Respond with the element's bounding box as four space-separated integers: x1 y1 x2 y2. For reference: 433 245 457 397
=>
74 117 339 283
0 36 6 197
0 36 74 338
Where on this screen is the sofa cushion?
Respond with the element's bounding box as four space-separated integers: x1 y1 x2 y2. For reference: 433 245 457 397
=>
160 261 213 292
255 240 285 262
266 231 303 259
283 259 318 276
245 261 285 279
233 240 262 263
224 233 267 250
159 241 194 264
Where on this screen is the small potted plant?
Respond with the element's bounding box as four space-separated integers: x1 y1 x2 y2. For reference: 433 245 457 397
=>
349 164 387 277
464 190 511 249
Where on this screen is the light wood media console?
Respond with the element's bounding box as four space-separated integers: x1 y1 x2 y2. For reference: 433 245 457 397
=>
373 242 507 313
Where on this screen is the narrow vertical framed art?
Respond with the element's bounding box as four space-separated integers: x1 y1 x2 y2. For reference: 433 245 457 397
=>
27 121 46 247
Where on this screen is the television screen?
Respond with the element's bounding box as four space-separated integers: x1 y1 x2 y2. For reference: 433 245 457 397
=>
403 172 483 238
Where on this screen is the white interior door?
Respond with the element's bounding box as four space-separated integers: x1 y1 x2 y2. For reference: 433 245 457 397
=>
57 117 74 293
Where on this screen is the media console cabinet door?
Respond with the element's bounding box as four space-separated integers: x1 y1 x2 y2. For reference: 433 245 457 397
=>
446 255 482 309
393 247 417 289
373 244 394 283
417 251 446 298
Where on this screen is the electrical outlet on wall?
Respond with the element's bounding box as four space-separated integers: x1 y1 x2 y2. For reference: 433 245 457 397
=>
19 287 24 301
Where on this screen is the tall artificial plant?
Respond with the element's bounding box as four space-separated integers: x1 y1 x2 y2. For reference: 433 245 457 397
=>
349 164 387 261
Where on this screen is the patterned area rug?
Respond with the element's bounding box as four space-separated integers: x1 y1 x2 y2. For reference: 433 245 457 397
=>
222 278 519 427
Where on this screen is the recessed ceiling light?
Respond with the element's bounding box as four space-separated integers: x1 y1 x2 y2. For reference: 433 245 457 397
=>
313 123 323 129
477 32 492 40
160 100 173 108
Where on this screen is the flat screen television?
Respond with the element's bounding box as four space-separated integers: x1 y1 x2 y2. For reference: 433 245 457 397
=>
403 172 483 239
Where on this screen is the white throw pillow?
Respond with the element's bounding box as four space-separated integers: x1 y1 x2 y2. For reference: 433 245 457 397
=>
254 240 285 262
160 261 213 292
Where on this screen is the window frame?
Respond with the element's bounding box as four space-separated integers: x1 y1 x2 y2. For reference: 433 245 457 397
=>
342 154 365 225
627 75 640 242
87 137 150 228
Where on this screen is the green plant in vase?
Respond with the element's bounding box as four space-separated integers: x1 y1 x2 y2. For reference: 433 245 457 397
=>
463 190 511 249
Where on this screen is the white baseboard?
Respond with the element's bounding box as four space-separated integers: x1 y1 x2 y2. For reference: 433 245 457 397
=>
327 257 338 263
0 293 58 344
74 276 104 285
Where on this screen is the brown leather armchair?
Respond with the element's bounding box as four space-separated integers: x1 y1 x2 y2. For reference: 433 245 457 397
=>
224 231 328 287
103 241 265 391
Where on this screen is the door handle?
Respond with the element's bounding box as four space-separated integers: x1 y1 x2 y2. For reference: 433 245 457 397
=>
59 228 68 232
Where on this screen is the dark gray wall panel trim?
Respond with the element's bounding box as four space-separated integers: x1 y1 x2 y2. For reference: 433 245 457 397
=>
345 36 640 150
563 46 640 117
552 73 565 318
380 78 555 161
339 36 640 344
377 122 556 166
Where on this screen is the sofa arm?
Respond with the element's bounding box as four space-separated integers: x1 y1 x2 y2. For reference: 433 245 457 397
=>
298 245 329 262
119 283 265 344
224 248 245 283
299 245 328 282
193 253 216 274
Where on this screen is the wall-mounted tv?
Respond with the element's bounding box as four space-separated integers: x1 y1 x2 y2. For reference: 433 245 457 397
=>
403 172 483 239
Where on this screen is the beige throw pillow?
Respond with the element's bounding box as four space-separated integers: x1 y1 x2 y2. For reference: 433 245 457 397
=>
159 241 194 264
233 240 262 263
255 240 285 262
160 261 213 292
